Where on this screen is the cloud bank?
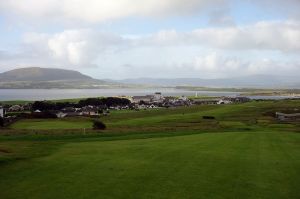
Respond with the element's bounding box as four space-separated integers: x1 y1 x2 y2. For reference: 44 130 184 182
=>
1 0 300 24
0 20 299 78
146 20 300 52
0 0 300 78
0 0 225 23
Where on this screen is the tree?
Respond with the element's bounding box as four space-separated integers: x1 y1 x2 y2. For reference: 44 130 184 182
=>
55 102 76 110
32 101 55 112
79 97 131 108
79 98 103 107
93 120 106 130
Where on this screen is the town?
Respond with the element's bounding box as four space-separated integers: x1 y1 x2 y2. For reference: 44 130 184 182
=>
0 92 253 125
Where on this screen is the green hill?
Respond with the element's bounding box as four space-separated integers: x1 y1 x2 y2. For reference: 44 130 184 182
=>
0 67 120 89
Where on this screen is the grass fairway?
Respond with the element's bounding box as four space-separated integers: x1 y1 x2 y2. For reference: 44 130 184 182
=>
0 132 300 199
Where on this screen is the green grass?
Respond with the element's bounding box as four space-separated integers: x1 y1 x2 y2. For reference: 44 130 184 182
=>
1 99 300 199
10 117 93 130
0 132 300 199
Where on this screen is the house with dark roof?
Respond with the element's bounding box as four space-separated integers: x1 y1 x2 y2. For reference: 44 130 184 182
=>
82 106 99 116
132 96 152 104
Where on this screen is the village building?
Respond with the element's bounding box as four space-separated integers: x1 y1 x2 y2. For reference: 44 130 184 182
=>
132 92 165 104
0 106 5 118
217 99 232 105
132 96 152 104
56 112 67 118
81 106 99 116
178 95 188 101
235 97 251 103
149 104 158 109
153 92 164 103
62 107 76 113
8 105 24 112
137 104 147 110
164 96 177 104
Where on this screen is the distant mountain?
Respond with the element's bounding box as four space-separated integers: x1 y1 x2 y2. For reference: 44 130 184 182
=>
114 75 300 88
1 67 299 89
0 67 92 82
0 67 120 89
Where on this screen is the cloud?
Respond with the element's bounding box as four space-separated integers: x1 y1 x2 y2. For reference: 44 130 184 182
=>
0 20 299 77
185 52 300 78
20 29 124 67
249 0 300 19
0 0 226 23
193 52 241 73
147 20 300 52
1 0 300 25
208 8 235 26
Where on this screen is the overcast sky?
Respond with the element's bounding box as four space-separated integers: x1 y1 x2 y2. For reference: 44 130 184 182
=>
0 0 299 79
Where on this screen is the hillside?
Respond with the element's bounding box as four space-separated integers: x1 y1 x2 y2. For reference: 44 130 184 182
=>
0 67 121 89
115 75 300 88
0 67 92 82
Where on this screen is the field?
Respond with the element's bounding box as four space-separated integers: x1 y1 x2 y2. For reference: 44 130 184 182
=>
10 117 93 130
1 100 300 199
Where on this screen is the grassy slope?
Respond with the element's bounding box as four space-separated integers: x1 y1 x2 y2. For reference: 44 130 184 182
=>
0 132 300 199
1 100 300 199
9 100 300 132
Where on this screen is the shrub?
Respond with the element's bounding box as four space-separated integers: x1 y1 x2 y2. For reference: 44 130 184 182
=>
0 117 4 127
203 116 215 120
93 120 106 130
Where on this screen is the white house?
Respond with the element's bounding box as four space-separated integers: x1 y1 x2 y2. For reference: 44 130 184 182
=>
217 99 232 105
179 95 188 101
153 92 164 102
56 112 67 118
9 105 24 112
82 106 99 116
0 106 5 118
137 104 147 109
149 104 158 109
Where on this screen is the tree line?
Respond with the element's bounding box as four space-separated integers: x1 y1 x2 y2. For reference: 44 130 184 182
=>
32 97 131 111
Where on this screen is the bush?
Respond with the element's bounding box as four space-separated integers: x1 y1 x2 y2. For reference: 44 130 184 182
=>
93 120 106 130
203 116 215 120
0 117 4 127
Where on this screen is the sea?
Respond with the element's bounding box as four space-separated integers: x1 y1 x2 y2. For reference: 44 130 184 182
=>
0 88 296 101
